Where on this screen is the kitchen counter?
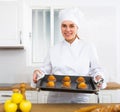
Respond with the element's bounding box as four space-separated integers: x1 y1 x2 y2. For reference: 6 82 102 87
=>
0 103 120 112
0 83 36 91
0 103 117 112
0 103 80 112
1 82 120 91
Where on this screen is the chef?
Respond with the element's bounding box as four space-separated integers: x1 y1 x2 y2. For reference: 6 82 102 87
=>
32 8 107 103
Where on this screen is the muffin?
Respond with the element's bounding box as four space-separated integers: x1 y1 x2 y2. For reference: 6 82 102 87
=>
62 76 71 82
76 76 85 83
46 81 55 87
77 82 87 89
62 81 71 88
47 75 56 82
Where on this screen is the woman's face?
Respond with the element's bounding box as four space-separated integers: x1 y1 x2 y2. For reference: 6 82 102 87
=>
61 20 78 44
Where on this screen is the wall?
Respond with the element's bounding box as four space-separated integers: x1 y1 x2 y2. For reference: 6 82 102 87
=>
0 49 34 83
0 0 33 84
30 0 120 83
0 0 120 84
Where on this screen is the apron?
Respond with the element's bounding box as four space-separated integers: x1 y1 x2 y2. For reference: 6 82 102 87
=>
47 91 90 103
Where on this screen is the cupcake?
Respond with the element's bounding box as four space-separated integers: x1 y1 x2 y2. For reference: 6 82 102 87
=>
47 75 56 82
76 76 85 83
77 82 87 89
62 81 71 88
46 81 55 87
62 76 71 82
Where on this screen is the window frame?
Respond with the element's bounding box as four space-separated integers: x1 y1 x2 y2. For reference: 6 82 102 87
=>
29 6 65 66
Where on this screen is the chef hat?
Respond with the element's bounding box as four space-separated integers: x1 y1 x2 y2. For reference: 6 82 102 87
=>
59 8 84 28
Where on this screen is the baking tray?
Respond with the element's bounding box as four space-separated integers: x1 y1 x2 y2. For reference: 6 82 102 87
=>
36 74 98 94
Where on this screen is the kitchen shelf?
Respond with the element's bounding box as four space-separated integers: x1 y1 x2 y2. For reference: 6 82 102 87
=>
0 45 24 49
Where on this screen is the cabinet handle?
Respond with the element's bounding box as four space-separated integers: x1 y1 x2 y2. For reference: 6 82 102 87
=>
29 32 32 38
19 31 22 44
1 95 11 97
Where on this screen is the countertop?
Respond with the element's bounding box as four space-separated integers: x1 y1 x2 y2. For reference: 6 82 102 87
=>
0 103 119 112
0 83 35 91
0 103 80 112
1 82 120 91
1 83 120 112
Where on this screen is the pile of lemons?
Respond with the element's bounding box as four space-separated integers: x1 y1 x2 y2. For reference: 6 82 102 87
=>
4 89 32 112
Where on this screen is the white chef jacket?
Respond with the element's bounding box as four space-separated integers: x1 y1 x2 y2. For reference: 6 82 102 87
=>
38 38 106 103
41 38 104 77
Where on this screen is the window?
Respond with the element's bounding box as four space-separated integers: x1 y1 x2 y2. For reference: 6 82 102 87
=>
32 8 62 65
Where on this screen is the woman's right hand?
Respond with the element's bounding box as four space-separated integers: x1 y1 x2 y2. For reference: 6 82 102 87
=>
33 69 43 83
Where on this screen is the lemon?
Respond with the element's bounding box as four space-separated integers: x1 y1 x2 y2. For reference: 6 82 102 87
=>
20 100 32 112
11 93 23 104
4 101 17 112
4 99 11 106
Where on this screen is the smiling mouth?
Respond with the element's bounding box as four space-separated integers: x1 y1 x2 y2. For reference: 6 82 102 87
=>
64 33 72 36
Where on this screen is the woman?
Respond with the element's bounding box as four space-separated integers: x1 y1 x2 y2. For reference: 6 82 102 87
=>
32 8 106 103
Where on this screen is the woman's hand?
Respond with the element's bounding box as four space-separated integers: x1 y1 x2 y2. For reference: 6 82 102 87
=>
33 69 43 83
95 75 104 89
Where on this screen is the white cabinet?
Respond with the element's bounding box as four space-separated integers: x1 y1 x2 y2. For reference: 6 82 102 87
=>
99 90 120 103
0 91 13 103
0 0 23 47
1 90 120 104
89 90 120 103
37 90 120 103
0 91 38 103
89 94 98 103
37 91 49 103
25 91 38 103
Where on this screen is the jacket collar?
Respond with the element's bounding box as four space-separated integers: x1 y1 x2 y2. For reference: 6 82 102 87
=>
63 38 80 46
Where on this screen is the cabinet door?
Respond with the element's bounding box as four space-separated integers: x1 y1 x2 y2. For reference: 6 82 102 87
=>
38 91 49 103
0 91 13 103
26 91 38 103
0 0 22 46
99 90 120 103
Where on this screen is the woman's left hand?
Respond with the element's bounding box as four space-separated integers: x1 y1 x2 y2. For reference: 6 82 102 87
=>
95 75 104 89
